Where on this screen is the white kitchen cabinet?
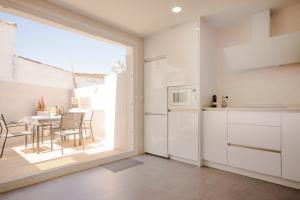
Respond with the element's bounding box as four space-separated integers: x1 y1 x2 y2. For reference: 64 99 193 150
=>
224 32 300 70
227 111 282 176
202 110 300 187
202 111 227 164
282 113 300 182
144 114 168 157
168 111 199 161
144 21 200 86
144 59 168 114
228 111 281 126
228 124 281 151
228 146 281 177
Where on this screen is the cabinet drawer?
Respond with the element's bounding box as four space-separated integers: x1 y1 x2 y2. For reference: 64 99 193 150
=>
228 111 280 126
228 124 281 151
228 146 281 177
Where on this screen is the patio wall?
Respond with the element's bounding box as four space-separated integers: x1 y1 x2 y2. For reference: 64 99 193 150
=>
15 57 74 89
0 20 15 80
73 74 128 148
0 80 72 122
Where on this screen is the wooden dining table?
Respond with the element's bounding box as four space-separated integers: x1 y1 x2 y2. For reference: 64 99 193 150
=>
20 115 61 153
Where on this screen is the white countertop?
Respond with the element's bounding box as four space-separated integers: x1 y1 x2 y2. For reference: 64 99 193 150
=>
202 107 300 112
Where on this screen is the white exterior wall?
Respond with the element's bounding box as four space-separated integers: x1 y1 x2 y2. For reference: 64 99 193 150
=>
75 75 104 88
74 73 128 150
0 21 15 80
15 57 74 89
0 80 72 122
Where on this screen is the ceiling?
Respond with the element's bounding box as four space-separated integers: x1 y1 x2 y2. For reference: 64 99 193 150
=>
49 0 299 38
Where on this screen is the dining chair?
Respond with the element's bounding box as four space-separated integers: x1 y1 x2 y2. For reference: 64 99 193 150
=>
53 112 84 154
0 114 33 158
82 110 95 142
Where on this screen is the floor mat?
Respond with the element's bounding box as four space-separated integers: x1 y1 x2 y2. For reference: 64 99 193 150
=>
102 158 143 173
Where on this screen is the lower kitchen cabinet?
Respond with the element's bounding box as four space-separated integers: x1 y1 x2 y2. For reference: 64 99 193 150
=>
202 111 227 165
202 110 300 186
228 145 281 177
168 111 199 161
228 124 281 151
282 113 300 182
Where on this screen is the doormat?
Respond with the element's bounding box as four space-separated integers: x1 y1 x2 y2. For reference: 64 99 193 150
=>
102 158 143 173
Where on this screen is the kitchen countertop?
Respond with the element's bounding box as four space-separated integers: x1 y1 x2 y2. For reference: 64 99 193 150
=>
202 107 300 112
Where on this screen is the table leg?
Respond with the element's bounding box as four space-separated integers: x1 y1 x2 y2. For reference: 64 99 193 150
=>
79 133 82 146
32 126 35 152
37 125 40 154
50 124 53 151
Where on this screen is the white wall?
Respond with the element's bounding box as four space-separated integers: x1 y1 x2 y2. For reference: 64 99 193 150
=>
216 3 300 107
15 57 74 89
0 80 72 122
200 19 218 106
75 75 104 88
0 21 15 80
74 72 129 150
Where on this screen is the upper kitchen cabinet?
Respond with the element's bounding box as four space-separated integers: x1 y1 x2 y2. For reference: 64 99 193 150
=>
224 9 300 70
144 21 200 86
282 113 300 182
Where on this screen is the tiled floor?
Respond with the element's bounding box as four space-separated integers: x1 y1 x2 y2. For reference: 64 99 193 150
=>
0 154 299 200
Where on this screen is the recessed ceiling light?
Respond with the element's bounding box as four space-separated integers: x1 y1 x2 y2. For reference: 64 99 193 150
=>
172 6 182 13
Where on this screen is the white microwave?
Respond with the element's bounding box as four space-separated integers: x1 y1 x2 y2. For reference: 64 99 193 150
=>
168 85 199 109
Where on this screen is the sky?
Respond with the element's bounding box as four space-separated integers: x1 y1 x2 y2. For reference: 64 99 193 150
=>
0 12 126 74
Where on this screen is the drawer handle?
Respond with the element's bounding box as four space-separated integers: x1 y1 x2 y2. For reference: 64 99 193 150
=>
228 143 281 153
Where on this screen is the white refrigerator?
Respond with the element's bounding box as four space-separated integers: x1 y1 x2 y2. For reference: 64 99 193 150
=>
144 57 168 158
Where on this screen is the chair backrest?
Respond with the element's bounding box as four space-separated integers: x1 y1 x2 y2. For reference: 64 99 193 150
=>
84 110 94 122
60 112 84 130
0 114 8 134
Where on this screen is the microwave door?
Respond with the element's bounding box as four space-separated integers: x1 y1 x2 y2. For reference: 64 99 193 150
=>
170 89 191 106
168 86 199 111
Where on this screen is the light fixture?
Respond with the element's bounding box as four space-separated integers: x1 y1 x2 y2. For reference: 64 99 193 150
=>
172 6 182 13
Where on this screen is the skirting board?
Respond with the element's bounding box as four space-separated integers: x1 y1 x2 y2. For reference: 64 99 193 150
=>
203 160 300 190
170 155 201 167
0 151 137 193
